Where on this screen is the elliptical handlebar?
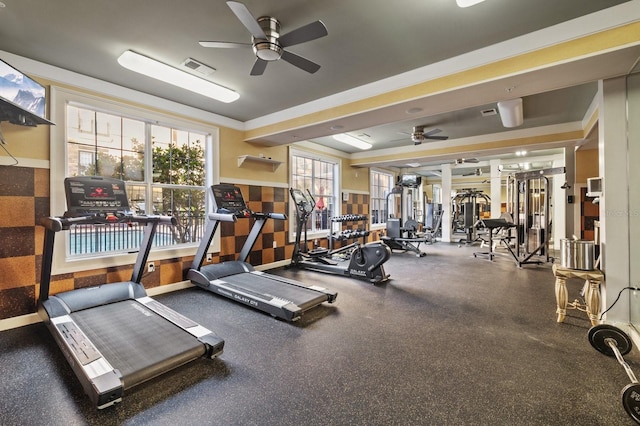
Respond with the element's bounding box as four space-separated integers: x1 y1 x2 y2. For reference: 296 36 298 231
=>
290 188 316 218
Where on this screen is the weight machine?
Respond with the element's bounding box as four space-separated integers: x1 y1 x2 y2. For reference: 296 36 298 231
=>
452 188 490 245
381 186 433 257
503 167 565 266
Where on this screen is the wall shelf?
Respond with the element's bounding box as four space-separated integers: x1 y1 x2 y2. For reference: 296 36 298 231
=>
237 155 282 171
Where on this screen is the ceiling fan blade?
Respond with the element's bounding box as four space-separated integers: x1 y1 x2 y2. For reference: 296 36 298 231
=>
422 128 449 140
279 20 328 48
423 128 442 137
281 50 321 74
199 41 252 48
226 1 267 39
250 58 268 76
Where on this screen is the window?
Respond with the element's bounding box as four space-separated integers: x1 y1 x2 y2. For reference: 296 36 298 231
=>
65 105 208 256
50 86 218 272
289 148 339 236
370 169 395 226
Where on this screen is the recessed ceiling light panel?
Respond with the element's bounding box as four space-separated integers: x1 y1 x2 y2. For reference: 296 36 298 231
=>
117 50 239 103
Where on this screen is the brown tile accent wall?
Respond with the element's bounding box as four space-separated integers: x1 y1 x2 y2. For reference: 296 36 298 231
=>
0 174 295 320
580 187 599 240
0 165 42 319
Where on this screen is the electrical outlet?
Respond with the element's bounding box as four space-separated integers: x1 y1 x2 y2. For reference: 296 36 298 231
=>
148 262 155 273
272 241 277 248
206 253 213 262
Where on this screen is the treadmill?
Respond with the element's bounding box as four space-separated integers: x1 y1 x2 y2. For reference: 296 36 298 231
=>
38 176 224 409
187 184 337 321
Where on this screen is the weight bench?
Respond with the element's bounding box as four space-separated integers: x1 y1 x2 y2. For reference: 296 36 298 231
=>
473 217 517 261
381 218 428 257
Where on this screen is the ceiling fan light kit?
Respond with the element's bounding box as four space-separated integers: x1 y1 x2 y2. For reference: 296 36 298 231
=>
497 97 524 128
117 50 239 103
252 17 282 61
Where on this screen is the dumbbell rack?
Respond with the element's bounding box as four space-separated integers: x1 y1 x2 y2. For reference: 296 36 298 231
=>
328 214 369 251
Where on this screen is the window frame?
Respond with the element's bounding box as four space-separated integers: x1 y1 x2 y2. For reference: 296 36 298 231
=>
49 86 219 275
370 168 395 229
288 147 341 242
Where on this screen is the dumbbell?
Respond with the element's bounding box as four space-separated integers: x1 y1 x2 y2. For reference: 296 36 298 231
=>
588 324 640 424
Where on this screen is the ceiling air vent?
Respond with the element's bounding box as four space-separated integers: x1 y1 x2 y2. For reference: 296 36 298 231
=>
481 108 498 117
181 58 216 76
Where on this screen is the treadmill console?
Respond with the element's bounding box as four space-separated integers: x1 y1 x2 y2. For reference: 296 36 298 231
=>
64 176 131 219
211 184 251 218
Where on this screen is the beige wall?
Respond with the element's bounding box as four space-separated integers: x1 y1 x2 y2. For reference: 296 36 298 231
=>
219 126 290 182
343 159 369 192
575 148 599 184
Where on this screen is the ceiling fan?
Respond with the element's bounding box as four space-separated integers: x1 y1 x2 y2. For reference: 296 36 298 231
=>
463 168 483 177
411 126 449 145
199 1 328 76
454 157 479 165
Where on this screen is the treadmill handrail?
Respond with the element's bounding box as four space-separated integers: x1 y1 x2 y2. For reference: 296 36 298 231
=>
254 212 287 221
207 212 237 222
40 213 177 231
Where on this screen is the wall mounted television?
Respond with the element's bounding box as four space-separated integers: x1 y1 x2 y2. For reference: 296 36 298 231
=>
400 174 422 187
0 58 53 126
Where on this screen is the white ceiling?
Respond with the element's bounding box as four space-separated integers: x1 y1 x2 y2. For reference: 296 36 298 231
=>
0 0 638 175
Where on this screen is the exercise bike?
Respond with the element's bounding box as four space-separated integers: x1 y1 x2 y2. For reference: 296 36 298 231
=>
289 188 391 284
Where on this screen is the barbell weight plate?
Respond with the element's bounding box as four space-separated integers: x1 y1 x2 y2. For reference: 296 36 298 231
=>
622 383 640 424
588 324 633 357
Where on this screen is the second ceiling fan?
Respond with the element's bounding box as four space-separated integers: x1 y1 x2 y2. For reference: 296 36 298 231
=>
411 125 449 145
199 1 328 76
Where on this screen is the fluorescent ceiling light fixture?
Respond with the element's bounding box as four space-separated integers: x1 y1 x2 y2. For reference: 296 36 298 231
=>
117 50 239 103
332 134 372 150
456 0 485 7
497 98 524 128
406 163 421 168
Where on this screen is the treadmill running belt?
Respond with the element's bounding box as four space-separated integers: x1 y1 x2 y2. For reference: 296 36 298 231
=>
71 300 205 389
221 272 328 311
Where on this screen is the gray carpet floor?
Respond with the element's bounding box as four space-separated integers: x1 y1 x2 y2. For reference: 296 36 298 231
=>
1 242 638 425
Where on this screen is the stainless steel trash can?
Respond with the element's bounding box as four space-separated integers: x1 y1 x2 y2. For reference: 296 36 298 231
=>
560 238 595 270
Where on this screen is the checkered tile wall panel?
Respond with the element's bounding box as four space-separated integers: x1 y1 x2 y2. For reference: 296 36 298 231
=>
0 174 295 320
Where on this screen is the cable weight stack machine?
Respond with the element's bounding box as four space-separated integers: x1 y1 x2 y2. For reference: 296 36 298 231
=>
38 176 224 409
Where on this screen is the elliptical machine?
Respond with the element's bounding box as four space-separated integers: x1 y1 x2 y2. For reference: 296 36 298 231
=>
289 188 391 284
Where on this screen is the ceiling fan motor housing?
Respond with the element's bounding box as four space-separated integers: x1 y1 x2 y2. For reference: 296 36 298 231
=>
412 125 425 144
252 16 282 61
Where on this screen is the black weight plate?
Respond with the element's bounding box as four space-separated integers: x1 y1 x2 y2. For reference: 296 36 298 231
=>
622 383 640 424
588 324 632 357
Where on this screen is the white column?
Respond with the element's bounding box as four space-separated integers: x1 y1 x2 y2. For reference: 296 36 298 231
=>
441 163 452 242
552 157 567 251
490 159 502 218
598 77 630 325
